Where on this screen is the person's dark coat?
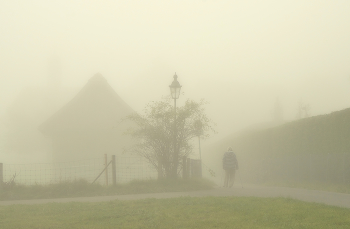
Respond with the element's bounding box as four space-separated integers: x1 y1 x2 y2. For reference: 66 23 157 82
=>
223 151 238 170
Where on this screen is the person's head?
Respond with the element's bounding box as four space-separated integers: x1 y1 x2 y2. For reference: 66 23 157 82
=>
227 147 233 152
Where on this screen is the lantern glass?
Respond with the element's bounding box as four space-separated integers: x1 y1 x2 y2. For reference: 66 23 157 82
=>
169 74 182 99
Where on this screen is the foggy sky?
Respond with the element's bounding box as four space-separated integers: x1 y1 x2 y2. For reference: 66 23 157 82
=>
1 0 350 142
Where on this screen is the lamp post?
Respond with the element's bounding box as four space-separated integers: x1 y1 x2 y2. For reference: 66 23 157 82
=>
169 73 182 178
194 120 203 177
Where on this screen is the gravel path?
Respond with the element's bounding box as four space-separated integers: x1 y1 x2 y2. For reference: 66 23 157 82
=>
1 184 350 208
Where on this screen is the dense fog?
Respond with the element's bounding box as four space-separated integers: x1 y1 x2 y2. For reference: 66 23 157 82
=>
1 1 350 164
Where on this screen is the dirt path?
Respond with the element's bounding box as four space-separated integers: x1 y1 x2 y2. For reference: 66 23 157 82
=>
1 184 350 208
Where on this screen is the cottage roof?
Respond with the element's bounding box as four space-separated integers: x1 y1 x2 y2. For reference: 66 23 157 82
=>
39 73 134 135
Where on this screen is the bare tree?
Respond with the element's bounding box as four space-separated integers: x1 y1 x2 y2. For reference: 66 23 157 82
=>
296 99 311 119
125 98 215 179
302 103 311 118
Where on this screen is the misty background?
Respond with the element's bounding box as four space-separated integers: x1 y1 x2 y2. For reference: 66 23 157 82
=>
1 0 350 163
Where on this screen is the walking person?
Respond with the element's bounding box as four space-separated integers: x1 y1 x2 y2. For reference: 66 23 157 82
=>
222 147 239 188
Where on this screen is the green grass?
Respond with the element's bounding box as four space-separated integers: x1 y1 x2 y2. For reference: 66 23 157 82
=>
0 178 214 201
1 197 350 228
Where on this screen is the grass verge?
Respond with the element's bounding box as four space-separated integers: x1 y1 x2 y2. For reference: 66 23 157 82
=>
0 178 214 201
1 196 350 229
259 180 350 194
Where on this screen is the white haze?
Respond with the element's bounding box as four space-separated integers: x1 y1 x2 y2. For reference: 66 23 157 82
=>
1 0 350 155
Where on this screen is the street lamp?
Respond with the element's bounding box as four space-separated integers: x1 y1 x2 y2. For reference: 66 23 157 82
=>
169 73 182 178
169 73 182 100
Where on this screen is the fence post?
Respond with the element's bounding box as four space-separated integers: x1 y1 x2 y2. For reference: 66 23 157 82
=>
0 163 3 189
112 155 116 185
104 154 108 186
